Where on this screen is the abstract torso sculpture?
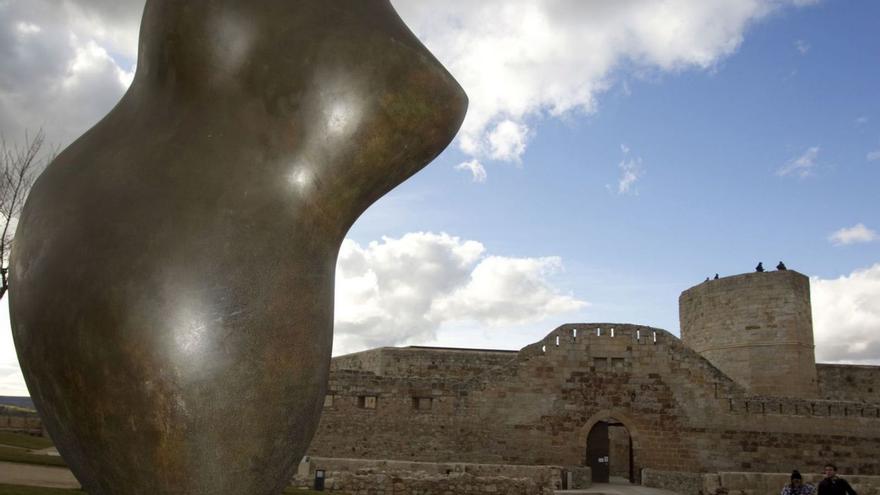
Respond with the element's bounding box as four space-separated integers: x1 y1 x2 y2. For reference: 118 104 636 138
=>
10 2 466 494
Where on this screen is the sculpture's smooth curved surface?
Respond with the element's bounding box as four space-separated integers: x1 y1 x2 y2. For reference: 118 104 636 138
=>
9 1 467 493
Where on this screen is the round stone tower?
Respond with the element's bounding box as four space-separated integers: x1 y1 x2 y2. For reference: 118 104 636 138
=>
679 270 818 398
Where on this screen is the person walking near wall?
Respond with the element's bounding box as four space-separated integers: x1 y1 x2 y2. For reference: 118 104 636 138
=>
782 470 815 495
818 464 857 495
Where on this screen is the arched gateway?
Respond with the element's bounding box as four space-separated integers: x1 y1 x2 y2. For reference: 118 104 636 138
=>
583 411 637 483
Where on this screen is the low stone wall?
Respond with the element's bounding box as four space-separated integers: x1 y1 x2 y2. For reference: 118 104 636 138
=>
293 457 585 493
642 469 704 495
644 470 880 495
0 413 42 434
319 470 553 495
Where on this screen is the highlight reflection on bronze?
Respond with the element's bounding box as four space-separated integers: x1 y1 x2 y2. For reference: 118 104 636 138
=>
10 1 467 494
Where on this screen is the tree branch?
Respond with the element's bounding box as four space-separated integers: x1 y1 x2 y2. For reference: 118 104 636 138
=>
0 129 46 300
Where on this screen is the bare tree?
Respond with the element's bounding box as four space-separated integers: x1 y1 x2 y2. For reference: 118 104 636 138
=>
1 130 47 300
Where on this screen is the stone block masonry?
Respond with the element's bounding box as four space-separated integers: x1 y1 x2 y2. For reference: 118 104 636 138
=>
817 364 880 403
291 457 573 493
680 270 818 398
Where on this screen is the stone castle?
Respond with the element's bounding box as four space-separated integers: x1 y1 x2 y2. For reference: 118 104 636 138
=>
300 270 880 494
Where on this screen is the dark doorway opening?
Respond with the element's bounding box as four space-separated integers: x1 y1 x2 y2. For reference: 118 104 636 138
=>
585 419 633 483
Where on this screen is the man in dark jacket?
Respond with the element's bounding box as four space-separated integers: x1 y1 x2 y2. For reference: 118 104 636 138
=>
818 464 857 495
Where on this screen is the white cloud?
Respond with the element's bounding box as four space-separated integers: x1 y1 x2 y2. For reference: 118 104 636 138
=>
16 22 41 35
867 150 880 161
0 1 137 151
617 157 644 194
430 256 586 326
829 223 878 246
609 145 644 195
455 159 487 182
333 232 587 356
812 264 880 364
855 116 868 125
393 0 817 174
488 119 529 162
777 146 820 178
794 39 810 54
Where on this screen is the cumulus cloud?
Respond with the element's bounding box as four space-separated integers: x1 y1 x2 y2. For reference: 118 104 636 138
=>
777 146 820 178
488 119 529 162
333 232 586 356
393 0 817 176
812 264 880 364
455 159 488 182
430 256 586 326
867 150 880 161
0 0 139 150
829 223 878 246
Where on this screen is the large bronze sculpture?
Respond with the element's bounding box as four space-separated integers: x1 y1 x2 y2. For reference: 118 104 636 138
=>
10 1 466 494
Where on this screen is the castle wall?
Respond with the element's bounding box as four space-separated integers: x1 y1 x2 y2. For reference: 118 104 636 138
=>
293 457 564 494
329 349 387 375
679 270 819 398
331 346 517 379
309 324 880 478
817 364 880 403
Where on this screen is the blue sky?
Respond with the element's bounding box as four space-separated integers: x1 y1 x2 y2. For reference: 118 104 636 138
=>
1 0 878 395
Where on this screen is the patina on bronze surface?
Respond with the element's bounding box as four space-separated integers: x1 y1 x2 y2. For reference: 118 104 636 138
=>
9 1 467 494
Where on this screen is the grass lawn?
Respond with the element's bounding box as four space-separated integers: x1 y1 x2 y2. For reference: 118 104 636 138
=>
0 433 53 451
0 485 332 495
0 446 66 467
